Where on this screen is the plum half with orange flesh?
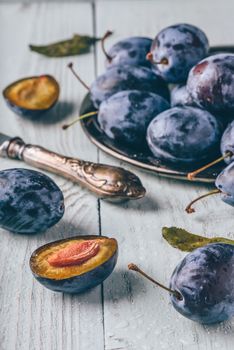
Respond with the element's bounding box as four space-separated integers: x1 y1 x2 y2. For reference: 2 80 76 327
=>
3 75 59 117
30 235 118 293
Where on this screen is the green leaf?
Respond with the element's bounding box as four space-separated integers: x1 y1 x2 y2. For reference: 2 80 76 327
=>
162 227 234 252
29 34 100 57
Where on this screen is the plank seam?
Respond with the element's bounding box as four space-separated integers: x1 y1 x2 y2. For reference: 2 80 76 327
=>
92 2 106 350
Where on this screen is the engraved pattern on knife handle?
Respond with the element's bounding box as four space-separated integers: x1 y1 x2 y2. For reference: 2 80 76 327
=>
6 138 146 200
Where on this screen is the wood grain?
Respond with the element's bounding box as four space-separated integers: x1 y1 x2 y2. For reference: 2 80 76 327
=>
0 2 104 350
1 1 234 350
95 1 234 349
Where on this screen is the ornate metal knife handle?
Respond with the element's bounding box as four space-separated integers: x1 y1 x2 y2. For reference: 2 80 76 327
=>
2 137 146 201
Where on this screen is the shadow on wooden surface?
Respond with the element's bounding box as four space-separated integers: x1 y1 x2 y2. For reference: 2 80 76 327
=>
19 101 76 125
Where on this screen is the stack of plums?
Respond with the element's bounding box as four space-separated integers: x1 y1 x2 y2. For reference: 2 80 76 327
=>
75 23 234 212
77 23 234 173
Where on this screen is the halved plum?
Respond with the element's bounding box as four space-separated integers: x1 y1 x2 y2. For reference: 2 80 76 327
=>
30 235 118 293
3 75 59 117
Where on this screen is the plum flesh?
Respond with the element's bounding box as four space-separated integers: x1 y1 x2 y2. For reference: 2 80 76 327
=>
170 243 234 324
2 75 59 118
0 168 64 234
30 236 118 294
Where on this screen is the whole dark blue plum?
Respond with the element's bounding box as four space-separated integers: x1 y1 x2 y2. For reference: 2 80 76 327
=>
147 107 222 165
0 168 64 234
170 85 196 107
97 90 169 149
171 87 228 129
215 162 234 207
170 243 234 324
220 121 234 164
148 23 209 83
90 64 170 108
104 37 152 68
187 54 234 114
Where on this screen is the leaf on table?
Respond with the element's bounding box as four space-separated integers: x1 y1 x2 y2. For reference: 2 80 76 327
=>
29 34 100 57
162 226 234 252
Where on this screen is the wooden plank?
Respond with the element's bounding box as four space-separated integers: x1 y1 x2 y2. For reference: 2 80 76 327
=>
0 2 104 350
95 1 234 349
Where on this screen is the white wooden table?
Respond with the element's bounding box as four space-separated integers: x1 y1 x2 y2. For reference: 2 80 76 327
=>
0 1 234 349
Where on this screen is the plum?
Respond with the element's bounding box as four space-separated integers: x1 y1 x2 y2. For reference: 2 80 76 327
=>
215 162 234 206
0 168 64 234
90 64 170 108
170 85 196 107
220 121 234 163
187 120 234 180
187 54 234 114
30 235 118 293
129 243 234 324
97 90 169 149
186 162 234 212
3 75 59 118
147 23 209 83
146 107 222 166
170 243 234 324
102 36 153 68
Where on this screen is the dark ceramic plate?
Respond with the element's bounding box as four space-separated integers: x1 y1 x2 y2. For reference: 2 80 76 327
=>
80 46 234 183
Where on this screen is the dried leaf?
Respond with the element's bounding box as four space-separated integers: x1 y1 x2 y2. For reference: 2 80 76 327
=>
29 34 100 57
162 226 234 252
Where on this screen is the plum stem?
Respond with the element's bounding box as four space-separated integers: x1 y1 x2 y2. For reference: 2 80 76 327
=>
187 151 233 180
101 30 113 62
128 263 182 300
62 111 98 130
67 62 90 91
185 189 221 214
146 52 168 65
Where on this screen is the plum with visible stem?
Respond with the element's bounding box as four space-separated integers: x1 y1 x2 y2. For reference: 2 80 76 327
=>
147 23 209 83
68 62 170 108
170 243 234 324
146 106 222 166
186 162 234 213
101 31 152 68
129 243 234 324
62 90 169 149
187 120 234 180
220 120 234 164
91 64 171 108
215 162 234 206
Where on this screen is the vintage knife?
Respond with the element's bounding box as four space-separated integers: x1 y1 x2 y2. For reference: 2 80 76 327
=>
0 133 146 201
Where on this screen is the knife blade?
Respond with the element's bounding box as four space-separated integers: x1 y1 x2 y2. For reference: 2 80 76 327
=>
0 133 146 201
